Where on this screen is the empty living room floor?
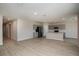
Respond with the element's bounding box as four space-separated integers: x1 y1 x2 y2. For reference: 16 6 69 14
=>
0 38 79 56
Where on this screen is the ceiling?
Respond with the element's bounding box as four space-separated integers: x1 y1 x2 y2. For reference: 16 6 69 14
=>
0 3 79 22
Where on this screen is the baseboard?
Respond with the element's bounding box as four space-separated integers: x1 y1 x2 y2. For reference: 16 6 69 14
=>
65 37 77 39
17 37 33 41
46 38 64 41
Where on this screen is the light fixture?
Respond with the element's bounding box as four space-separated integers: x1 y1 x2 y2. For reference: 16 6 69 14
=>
33 12 38 15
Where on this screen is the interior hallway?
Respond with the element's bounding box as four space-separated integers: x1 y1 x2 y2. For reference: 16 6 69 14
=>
0 37 79 56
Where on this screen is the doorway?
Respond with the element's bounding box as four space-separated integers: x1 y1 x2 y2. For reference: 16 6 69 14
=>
33 25 43 38
3 20 13 43
7 23 12 39
36 26 43 38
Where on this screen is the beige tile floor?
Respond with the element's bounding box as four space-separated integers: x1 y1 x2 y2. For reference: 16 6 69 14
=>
0 38 79 56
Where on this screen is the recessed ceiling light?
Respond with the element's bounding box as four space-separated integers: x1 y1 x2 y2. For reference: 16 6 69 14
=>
33 12 38 15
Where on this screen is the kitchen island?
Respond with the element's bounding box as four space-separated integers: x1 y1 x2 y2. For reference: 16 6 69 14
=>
46 32 64 41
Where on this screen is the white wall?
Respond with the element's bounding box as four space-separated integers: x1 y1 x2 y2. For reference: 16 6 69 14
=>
43 23 48 37
65 16 78 39
0 16 3 45
16 19 41 41
11 20 17 40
